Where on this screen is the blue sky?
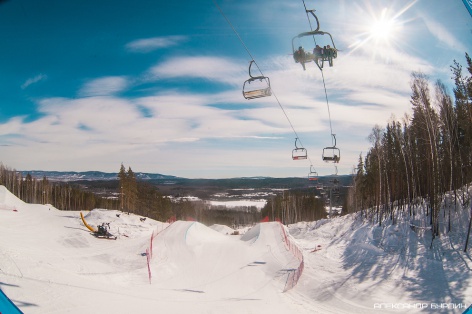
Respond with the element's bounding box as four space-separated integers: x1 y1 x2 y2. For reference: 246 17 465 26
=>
0 0 471 179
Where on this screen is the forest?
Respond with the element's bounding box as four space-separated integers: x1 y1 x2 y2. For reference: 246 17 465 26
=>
345 53 472 246
0 161 333 226
260 190 327 224
0 163 265 226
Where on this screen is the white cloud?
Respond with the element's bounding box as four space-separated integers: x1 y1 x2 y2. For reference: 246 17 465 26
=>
126 36 187 53
421 14 468 52
78 76 129 97
21 74 47 89
0 116 25 137
149 56 245 85
0 47 444 177
136 93 286 138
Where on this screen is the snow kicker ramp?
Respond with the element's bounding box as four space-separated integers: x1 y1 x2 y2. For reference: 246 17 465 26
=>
151 221 301 296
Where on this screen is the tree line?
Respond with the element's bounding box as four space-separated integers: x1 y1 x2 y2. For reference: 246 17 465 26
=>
1 161 330 226
261 190 327 224
0 163 117 210
117 163 264 225
345 53 472 248
0 162 175 222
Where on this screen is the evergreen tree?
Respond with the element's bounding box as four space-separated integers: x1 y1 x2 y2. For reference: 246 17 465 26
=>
126 167 138 212
118 163 127 211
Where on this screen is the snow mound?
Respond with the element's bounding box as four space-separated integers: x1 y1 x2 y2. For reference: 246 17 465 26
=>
82 208 167 239
150 220 302 300
0 185 25 209
240 222 261 243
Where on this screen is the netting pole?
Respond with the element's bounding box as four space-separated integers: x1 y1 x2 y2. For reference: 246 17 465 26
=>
146 248 151 284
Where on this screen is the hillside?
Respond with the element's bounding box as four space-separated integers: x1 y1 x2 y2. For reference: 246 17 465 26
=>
0 185 471 313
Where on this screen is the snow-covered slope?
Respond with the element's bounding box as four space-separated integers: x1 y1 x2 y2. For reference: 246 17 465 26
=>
0 185 471 313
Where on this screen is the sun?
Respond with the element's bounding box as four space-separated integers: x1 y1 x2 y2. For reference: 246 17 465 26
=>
348 1 416 57
369 8 395 42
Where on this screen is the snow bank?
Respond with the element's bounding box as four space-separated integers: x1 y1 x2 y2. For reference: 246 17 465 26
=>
0 185 25 209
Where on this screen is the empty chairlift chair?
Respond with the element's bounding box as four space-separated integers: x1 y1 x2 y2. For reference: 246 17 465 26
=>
332 187 340 197
292 137 307 160
242 60 272 100
322 147 340 163
308 165 318 181
322 134 340 163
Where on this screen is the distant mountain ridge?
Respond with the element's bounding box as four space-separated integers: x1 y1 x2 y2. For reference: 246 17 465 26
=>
19 170 353 202
19 171 353 198
20 170 179 181
20 170 352 183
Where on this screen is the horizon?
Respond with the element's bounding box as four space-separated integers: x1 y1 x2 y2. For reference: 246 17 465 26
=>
1 0 471 179
16 168 353 180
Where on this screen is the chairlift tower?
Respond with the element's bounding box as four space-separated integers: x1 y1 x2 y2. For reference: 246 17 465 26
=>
328 185 332 218
120 185 124 212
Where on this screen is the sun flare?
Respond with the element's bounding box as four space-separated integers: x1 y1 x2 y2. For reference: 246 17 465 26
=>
370 9 395 42
348 1 416 57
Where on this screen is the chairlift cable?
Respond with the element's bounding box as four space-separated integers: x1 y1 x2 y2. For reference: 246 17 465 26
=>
302 0 315 38
212 0 256 68
321 70 334 143
302 0 335 145
213 0 317 170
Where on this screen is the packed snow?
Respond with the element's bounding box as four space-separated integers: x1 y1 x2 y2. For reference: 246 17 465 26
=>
0 185 471 313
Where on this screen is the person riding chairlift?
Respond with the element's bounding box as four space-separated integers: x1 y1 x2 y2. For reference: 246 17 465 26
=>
294 46 306 62
326 45 333 58
313 45 322 63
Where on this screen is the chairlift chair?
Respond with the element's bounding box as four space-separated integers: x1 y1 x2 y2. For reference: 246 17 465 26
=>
242 60 272 100
308 165 318 181
322 147 340 163
322 134 340 163
292 137 307 160
291 10 338 71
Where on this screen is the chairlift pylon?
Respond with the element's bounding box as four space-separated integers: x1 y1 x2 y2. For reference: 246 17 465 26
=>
292 137 307 160
292 10 339 70
242 60 272 100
